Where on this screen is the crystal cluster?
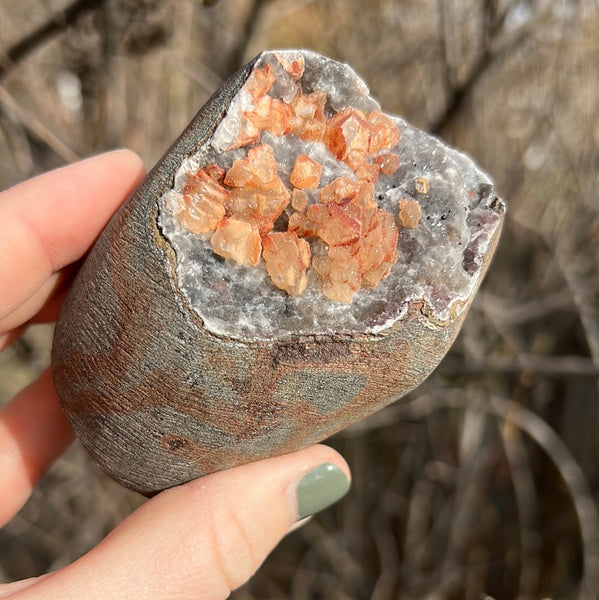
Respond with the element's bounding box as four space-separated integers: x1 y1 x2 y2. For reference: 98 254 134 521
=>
157 50 503 341
168 57 409 303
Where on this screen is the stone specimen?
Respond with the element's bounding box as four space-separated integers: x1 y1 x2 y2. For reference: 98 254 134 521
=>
52 50 505 495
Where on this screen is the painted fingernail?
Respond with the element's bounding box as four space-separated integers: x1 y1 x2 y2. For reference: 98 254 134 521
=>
296 463 350 520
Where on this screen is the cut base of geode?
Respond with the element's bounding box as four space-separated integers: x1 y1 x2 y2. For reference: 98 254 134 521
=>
157 49 503 342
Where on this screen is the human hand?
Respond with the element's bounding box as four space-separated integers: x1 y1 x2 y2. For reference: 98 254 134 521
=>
0 151 351 599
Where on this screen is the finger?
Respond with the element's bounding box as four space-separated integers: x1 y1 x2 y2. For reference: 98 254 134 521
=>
0 575 48 598
0 149 145 333
0 368 73 527
17 446 351 600
0 328 23 352
0 272 63 340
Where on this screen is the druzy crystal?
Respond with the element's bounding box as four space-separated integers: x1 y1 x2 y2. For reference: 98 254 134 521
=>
157 50 503 341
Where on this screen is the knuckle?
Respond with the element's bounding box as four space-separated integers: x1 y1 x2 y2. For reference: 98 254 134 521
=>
208 501 259 592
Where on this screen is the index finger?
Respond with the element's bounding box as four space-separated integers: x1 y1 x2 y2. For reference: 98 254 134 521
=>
0 150 145 334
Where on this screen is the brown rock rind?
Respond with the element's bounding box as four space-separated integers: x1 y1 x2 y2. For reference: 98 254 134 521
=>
51 52 503 496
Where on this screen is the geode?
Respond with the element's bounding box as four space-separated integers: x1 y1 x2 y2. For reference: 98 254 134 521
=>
52 50 505 496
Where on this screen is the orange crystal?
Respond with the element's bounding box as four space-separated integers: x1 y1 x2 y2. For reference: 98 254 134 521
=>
367 110 401 153
225 144 279 187
325 107 372 167
288 204 325 238
246 65 275 99
224 145 290 234
291 188 309 212
361 210 398 288
276 53 305 80
262 231 311 296
178 194 226 234
210 217 262 266
290 154 323 189
203 163 226 183
345 181 377 227
355 162 380 183
374 153 399 176
320 177 359 205
313 245 362 303
244 96 293 137
414 177 430 194
227 117 261 150
175 61 408 303
180 169 229 233
399 198 422 229
290 90 327 142
318 202 362 246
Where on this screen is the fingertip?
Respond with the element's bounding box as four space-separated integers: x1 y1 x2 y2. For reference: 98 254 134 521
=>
293 461 351 521
102 148 146 179
22 446 351 600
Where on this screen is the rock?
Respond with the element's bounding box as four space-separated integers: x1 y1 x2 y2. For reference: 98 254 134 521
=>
52 50 505 495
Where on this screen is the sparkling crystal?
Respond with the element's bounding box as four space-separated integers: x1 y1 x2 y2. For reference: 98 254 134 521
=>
156 50 503 342
289 154 323 189
398 198 422 229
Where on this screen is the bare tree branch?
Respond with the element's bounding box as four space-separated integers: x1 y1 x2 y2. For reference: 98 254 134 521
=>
430 2 534 134
0 84 80 163
224 0 267 76
0 0 109 80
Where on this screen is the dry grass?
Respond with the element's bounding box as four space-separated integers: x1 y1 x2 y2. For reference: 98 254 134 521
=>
1 1 598 598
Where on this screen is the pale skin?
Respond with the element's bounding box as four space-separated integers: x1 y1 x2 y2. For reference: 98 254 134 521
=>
0 150 350 599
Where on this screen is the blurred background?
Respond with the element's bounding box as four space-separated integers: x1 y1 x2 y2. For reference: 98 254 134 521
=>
1 0 598 598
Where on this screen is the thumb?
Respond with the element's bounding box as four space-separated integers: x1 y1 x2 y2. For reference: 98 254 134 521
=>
17 445 350 600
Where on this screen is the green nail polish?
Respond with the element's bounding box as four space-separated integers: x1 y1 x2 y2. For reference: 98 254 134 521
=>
296 463 350 520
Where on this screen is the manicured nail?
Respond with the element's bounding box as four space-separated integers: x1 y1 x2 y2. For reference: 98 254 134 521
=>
296 463 350 520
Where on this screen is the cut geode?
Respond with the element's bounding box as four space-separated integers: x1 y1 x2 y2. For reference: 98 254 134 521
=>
51 50 504 495
157 50 502 342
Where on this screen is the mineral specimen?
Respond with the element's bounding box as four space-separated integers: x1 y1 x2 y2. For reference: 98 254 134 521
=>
52 49 505 495
158 50 503 341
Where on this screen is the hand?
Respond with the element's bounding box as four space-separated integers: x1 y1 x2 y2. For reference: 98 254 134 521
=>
0 151 351 599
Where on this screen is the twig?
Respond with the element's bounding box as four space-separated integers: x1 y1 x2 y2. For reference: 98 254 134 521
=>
439 354 599 378
429 5 536 134
0 84 80 164
488 396 599 600
0 0 109 80
498 416 541 598
224 0 267 77
476 289 574 325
